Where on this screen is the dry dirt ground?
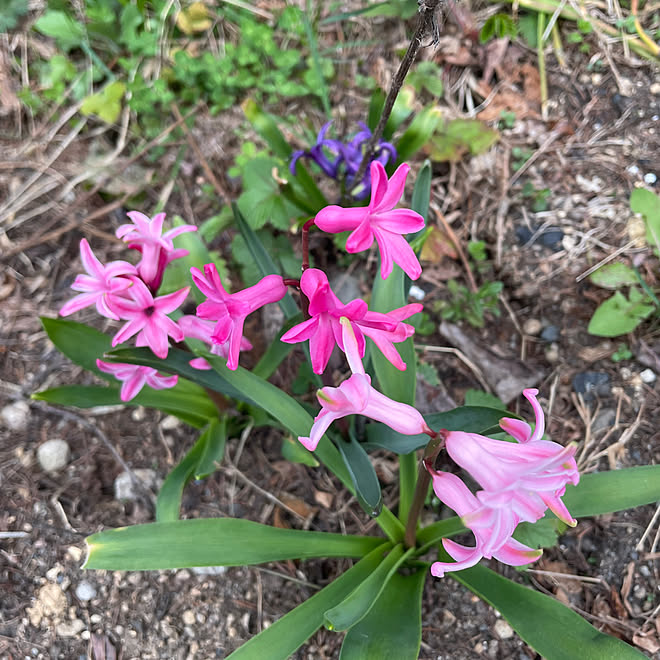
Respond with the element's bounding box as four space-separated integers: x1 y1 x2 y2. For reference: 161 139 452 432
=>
1 6 660 660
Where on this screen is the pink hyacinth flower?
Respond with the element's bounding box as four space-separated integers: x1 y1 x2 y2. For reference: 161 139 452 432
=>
427 468 543 577
191 264 287 371
280 268 422 374
116 211 196 291
107 276 188 359
299 317 431 451
59 239 136 320
178 315 253 370
97 360 178 402
315 162 425 280
445 388 580 527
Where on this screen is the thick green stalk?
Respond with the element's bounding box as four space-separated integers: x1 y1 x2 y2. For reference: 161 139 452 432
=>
398 451 418 524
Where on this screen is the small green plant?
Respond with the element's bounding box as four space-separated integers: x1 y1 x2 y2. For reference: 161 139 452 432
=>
611 344 633 362
499 110 516 129
406 61 444 97
587 188 660 337
436 280 503 328
479 13 518 43
522 182 552 212
512 146 533 171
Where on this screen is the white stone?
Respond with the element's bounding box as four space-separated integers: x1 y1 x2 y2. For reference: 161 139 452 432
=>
494 619 514 640
56 619 85 637
640 369 656 384
1 400 30 431
409 285 426 301
75 581 96 601
113 469 158 501
192 565 226 576
523 319 542 336
182 610 196 626
160 415 181 430
643 172 657 185
37 439 70 472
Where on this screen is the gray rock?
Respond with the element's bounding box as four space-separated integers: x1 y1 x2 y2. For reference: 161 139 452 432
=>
540 325 560 342
75 580 97 601
192 566 226 576
572 372 610 400
37 439 70 472
592 408 616 433
1 400 30 431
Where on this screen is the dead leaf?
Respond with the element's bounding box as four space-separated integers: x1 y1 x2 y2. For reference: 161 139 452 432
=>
421 226 459 262
633 630 660 654
313 490 334 509
90 633 118 660
280 493 317 519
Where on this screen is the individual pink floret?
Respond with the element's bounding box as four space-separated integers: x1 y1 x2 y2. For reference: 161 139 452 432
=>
178 315 253 370
59 239 136 320
280 268 422 374
299 317 431 451
445 388 580 527
314 162 425 280
97 360 178 402
107 276 188 359
191 264 287 371
116 211 196 291
427 468 543 577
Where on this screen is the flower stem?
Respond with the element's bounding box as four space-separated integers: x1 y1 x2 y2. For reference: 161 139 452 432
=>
404 430 446 548
352 0 444 188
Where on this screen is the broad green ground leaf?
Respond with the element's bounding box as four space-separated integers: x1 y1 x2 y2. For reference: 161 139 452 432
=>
41 317 112 378
85 519 386 570
588 262 638 289
226 544 390 660
324 545 410 631
339 568 426 660
336 434 383 517
32 382 215 428
176 1 212 34
34 10 85 51
452 563 646 659
242 98 292 159
384 86 415 140
365 406 512 454
81 81 126 123
562 465 660 517
429 119 499 162
156 417 226 522
630 187 660 251
587 290 653 336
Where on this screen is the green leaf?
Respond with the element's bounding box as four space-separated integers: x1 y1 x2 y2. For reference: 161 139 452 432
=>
415 516 465 551
514 514 564 550
41 317 112 377
383 86 415 140
630 187 660 252
369 267 417 406
587 290 654 336
85 519 386 570
452 564 646 659
32 382 216 428
336 433 383 517
411 160 432 228
365 406 511 454
226 544 389 660
588 262 638 289
464 389 506 409
562 465 660 517
157 417 226 522
324 545 410 631
339 568 426 660
396 105 443 162
81 81 126 123
0 0 28 32
281 435 320 467
242 98 292 160
429 119 499 162
231 202 299 319
34 10 85 51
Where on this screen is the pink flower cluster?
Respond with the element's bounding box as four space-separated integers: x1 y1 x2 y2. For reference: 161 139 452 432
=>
427 389 579 577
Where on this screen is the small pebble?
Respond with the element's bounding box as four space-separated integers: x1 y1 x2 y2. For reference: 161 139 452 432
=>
409 285 426 301
538 228 564 251
592 408 616 433
644 172 657 185
182 610 195 626
37 439 70 472
545 344 560 363
540 325 560 342
160 415 180 431
75 581 96 602
523 319 542 336
572 372 611 400
650 82 660 95
627 164 640 176
633 585 647 600
494 619 514 640
192 566 226 576
640 368 656 384
114 469 158 501
1 400 30 431
56 619 85 637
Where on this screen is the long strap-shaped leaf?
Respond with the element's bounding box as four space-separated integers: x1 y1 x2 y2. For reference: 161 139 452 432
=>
339 567 427 660
451 563 646 659
84 519 386 570
226 543 391 660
